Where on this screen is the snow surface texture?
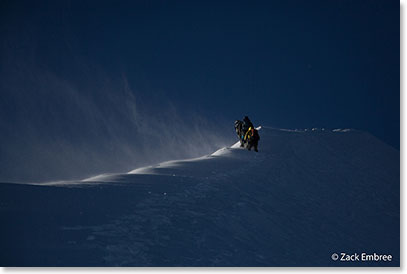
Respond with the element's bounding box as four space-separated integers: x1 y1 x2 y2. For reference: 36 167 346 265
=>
0 127 399 266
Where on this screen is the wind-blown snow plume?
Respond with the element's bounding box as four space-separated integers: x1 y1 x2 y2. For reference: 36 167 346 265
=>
0 50 231 183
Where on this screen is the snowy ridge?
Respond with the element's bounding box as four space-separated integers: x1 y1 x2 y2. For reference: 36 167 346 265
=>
33 126 356 186
0 126 399 266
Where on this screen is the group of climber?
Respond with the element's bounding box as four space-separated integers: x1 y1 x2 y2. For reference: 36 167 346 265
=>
234 116 260 152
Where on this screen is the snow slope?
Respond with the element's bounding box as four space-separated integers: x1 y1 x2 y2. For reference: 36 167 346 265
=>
0 127 399 266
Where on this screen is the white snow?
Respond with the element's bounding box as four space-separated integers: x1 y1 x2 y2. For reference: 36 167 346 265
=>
0 126 399 266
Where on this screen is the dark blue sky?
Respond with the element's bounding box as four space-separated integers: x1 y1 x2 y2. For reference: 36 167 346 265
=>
0 0 400 181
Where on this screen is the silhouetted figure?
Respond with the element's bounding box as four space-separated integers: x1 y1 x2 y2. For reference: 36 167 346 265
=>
245 127 260 152
234 120 244 147
242 116 254 134
234 116 259 151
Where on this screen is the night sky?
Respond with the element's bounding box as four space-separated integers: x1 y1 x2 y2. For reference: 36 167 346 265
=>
0 0 400 182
